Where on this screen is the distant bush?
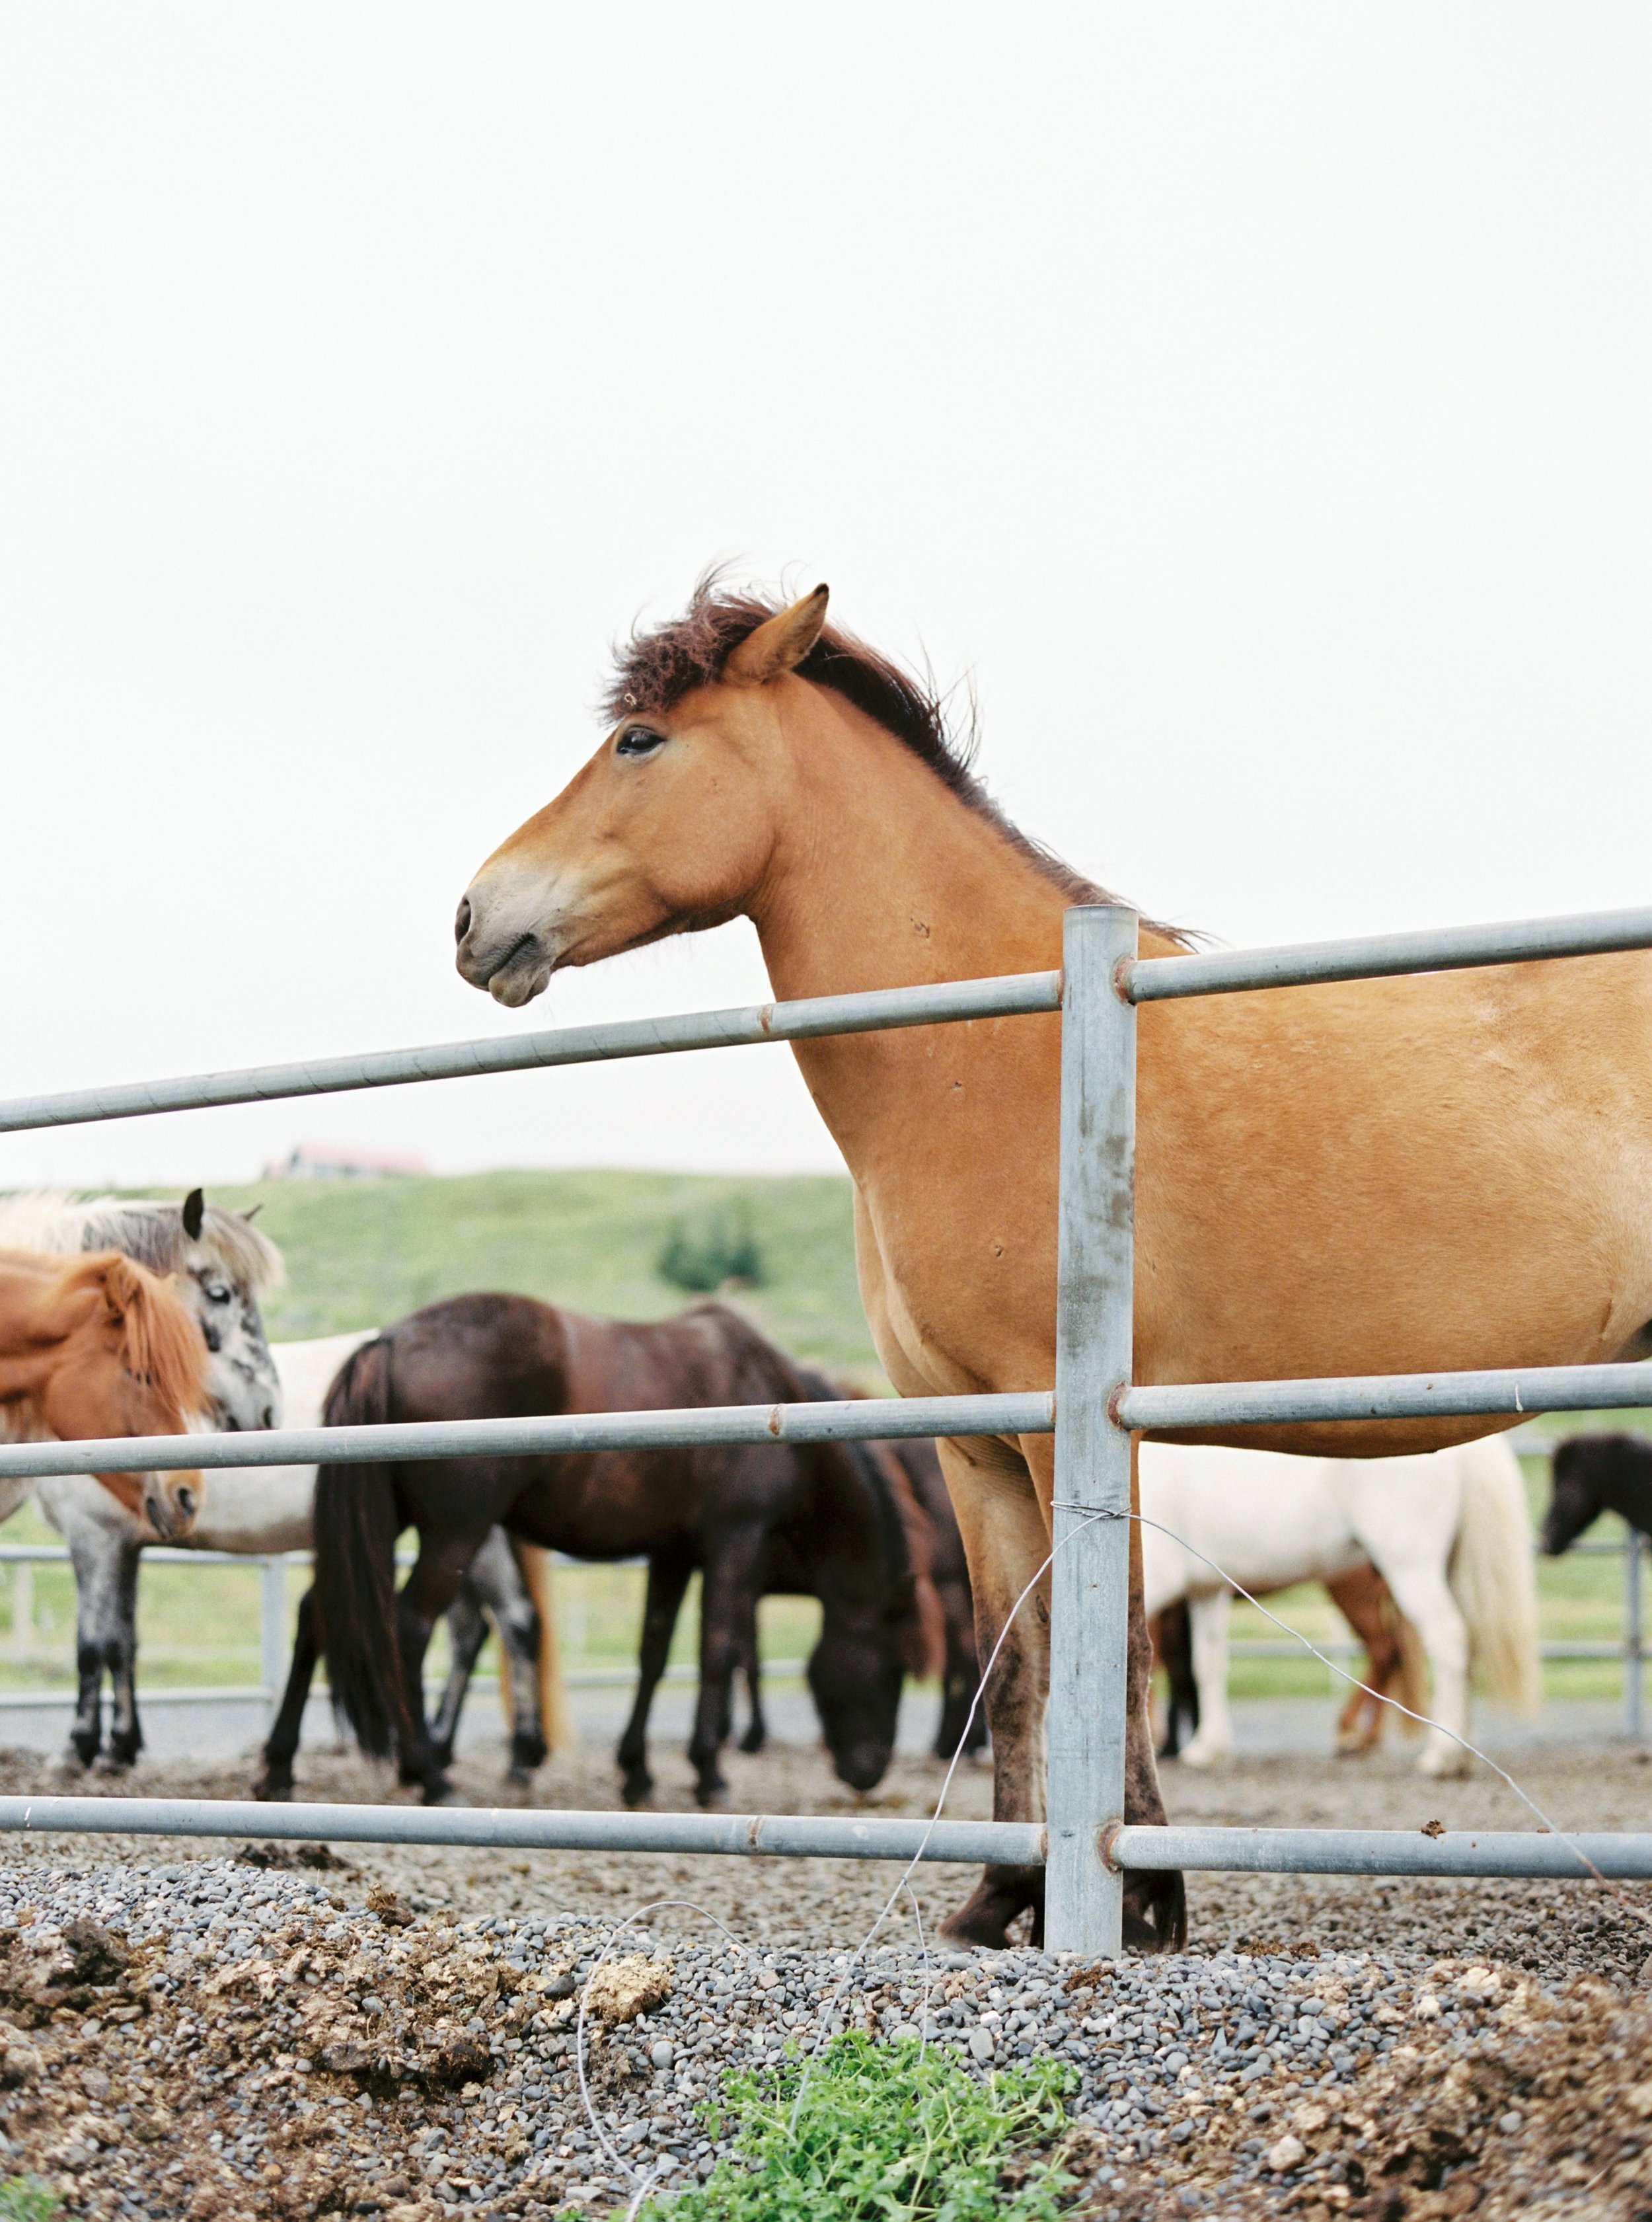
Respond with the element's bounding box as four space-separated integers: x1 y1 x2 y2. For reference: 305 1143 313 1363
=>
657 1204 765 1294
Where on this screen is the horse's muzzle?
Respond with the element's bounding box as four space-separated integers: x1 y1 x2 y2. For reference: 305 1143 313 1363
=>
145 1473 200 1542
834 1738 893 1794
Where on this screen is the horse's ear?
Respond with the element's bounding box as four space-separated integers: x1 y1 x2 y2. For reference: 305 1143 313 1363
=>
181 1188 206 1241
97 1252 143 1322
723 586 829 687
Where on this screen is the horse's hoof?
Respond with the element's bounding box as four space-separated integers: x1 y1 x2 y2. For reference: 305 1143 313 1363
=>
937 1862 1043 1950
737 1730 765 1755
252 1777 294 1804
693 1783 728 1810
506 1764 533 1787
420 1778 465 1807
1123 1867 1187 1954
93 1751 134 1777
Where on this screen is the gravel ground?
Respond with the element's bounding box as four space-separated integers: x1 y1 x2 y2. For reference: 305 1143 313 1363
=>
0 1729 1649 2217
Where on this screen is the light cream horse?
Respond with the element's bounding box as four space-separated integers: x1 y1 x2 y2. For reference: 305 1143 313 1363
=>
1141 1436 1540 1775
453 580 1652 1948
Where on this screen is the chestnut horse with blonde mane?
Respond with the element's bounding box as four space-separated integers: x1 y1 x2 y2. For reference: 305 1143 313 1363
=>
455 580 1652 1951
0 1249 207 1539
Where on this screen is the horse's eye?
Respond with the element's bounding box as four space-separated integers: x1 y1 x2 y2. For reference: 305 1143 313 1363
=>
203 1282 231 1305
615 725 667 759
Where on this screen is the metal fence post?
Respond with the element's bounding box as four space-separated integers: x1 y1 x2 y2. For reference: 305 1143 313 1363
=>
1046 904 1138 1956
1627 1533 1644 1742
260 1556 288 1728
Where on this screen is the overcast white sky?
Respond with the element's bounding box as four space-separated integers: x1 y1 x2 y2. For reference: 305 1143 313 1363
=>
1 5 1646 1190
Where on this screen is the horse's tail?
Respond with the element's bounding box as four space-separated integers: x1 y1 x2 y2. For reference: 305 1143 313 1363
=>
514 1540 577 1753
1448 1435 1541 1716
311 1337 406 1759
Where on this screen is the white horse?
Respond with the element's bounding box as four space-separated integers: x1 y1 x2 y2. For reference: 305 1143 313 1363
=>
1141 1436 1540 1777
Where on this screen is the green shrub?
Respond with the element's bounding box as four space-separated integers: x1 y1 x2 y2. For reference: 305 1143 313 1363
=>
643 2033 1075 2221
657 1205 765 1295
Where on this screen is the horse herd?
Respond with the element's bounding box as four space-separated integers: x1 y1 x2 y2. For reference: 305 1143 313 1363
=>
6 576 1652 1954
0 1182 1643 1859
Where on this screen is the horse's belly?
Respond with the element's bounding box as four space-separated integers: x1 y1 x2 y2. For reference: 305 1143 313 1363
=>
1140 1444 1363 1595
190 1467 315 1554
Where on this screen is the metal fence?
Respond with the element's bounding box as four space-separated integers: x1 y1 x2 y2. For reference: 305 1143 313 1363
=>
2 1460 1644 1730
4 903 1652 1952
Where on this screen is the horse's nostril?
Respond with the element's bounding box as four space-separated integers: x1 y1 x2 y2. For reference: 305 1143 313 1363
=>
262 1404 276 1429
454 896 472 944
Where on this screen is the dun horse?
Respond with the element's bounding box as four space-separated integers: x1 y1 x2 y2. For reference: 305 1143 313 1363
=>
455 580 1652 1948
0 1249 207 1539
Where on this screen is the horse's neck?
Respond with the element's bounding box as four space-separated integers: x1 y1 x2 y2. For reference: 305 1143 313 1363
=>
792 1445 882 1597
749 703 1074 1187
755 701 1069 1002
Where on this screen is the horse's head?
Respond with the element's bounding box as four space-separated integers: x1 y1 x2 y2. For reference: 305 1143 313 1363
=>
456 586 832 1007
40 1252 209 1540
170 1189 284 1433
806 1605 907 1795
1542 1434 1652 1555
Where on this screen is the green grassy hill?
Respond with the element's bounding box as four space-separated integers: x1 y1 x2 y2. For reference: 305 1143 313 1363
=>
207 1168 883 1379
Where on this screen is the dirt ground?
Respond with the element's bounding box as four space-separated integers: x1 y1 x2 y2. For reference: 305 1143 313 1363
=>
2 1726 1651 2217
4 1722 1645 1978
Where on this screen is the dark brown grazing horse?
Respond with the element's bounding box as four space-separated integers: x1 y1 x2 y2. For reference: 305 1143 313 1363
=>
615 1393 939 1806
266 1293 934 1804
732 1416 987 1767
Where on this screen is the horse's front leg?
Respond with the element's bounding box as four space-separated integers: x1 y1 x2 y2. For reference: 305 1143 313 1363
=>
63 1526 128 1772
690 1529 765 1807
1179 1590 1235 1767
934 1439 1053 1948
395 1541 484 1804
737 1642 767 1754
940 1434 1183 1953
430 1586 488 1773
467 1531 551 1782
104 1538 145 1770
616 1551 694 1806
256 1586 320 1799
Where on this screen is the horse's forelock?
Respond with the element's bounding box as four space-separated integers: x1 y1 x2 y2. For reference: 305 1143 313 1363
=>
604 573 1194 937
81 1253 207 1422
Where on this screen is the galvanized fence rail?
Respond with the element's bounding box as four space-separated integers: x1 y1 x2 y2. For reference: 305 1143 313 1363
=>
4 903 1652 1952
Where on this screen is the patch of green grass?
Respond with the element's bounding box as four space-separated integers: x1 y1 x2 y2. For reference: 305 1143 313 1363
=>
642 2035 1075 2222
200 1168 880 1378
0 2177 60 2221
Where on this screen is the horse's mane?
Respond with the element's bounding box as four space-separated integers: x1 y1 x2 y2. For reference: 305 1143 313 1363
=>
54 1252 207 1422
605 575 1192 940
0 1192 283 1293
790 1364 946 1680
